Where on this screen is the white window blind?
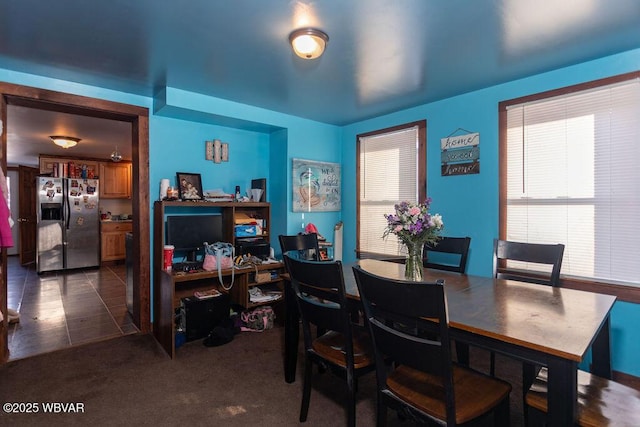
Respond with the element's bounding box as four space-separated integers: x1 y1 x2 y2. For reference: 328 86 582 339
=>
359 126 419 256
505 78 640 286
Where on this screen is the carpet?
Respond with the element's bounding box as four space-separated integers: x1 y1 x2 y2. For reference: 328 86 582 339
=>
0 327 524 426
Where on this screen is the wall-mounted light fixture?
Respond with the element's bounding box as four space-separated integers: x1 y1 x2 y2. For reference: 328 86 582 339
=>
289 28 329 59
50 135 80 149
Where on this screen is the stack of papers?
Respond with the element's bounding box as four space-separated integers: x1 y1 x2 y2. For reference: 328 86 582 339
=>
204 189 234 202
235 212 256 224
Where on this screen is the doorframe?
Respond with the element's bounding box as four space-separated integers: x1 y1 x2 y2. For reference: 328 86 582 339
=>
0 83 151 363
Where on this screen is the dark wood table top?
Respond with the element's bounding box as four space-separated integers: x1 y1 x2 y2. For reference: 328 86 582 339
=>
350 259 617 363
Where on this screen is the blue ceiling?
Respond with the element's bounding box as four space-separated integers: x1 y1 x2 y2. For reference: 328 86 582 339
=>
1 0 639 125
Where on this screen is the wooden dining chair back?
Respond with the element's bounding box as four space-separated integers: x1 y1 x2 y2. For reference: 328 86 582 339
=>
493 239 565 286
283 252 375 427
279 233 321 260
423 236 471 273
352 265 512 426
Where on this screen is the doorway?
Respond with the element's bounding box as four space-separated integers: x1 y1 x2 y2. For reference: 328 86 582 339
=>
0 82 151 363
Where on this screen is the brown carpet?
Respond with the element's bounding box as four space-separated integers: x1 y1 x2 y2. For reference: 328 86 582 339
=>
0 327 524 426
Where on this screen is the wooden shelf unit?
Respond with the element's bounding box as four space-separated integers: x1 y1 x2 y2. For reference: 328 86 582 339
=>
152 200 284 358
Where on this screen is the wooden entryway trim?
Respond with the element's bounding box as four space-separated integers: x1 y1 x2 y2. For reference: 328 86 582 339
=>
0 82 151 363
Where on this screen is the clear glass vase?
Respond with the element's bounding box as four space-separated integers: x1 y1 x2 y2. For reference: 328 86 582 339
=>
404 240 424 281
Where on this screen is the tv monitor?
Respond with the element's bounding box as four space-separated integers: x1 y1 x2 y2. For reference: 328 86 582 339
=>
166 214 224 261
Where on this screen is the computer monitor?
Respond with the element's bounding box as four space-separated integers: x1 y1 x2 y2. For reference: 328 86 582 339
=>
165 214 224 262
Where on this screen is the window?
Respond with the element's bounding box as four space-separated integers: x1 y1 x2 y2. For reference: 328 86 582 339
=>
500 73 640 287
357 120 426 258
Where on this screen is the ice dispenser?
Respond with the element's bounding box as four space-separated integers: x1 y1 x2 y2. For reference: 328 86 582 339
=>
41 203 62 221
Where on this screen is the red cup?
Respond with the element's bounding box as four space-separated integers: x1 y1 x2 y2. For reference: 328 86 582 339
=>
163 245 174 271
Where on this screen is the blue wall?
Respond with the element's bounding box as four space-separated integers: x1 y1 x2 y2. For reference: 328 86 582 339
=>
1 47 638 377
341 48 640 377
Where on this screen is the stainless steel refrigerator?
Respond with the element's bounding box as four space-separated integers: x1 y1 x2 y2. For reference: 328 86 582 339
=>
36 177 100 273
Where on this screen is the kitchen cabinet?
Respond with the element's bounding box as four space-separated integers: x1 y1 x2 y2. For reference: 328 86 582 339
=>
101 221 133 262
99 162 131 199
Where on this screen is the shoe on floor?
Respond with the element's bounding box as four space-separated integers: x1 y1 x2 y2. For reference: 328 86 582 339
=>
7 308 19 324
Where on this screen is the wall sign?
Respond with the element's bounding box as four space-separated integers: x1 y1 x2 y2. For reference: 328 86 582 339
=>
440 131 480 176
292 158 341 212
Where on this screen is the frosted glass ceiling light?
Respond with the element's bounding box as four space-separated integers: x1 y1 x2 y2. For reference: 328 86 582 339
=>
289 28 329 59
50 135 80 149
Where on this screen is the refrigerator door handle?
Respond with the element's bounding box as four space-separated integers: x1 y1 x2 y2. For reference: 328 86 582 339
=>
64 180 70 230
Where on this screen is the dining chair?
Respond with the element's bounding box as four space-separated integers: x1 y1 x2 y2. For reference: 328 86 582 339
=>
278 233 320 260
423 236 471 274
492 238 565 286
490 238 565 375
352 265 512 427
490 238 565 423
283 252 375 427
525 367 640 426
422 236 472 366
279 233 334 341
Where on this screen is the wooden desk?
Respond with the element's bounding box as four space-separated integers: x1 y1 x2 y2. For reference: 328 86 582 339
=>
283 259 616 427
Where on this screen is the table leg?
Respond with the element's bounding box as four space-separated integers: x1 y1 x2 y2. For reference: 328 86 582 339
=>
284 279 299 383
547 358 577 426
591 316 612 379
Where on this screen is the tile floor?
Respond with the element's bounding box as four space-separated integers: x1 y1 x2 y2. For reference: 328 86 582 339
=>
6 256 138 360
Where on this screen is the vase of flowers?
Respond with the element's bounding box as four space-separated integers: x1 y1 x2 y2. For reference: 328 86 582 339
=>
383 199 444 281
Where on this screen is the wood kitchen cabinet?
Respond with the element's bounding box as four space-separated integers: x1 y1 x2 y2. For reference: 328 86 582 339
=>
99 162 131 199
101 221 133 262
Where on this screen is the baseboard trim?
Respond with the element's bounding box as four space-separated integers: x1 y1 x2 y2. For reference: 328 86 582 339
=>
613 369 640 391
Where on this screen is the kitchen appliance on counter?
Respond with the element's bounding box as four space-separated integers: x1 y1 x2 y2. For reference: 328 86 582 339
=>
36 177 100 273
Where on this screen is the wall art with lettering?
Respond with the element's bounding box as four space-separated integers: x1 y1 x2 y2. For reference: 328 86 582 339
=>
292 158 341 212
440 131 480 176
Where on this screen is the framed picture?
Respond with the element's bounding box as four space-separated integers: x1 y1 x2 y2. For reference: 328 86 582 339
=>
176 172 204 200
292 158 341 212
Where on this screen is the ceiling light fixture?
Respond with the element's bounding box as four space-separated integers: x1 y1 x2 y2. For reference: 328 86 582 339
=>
50 135 80 149
289 28 329 59
110 146 123 162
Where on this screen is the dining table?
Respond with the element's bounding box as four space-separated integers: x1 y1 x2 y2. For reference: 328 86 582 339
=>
282 259 616 427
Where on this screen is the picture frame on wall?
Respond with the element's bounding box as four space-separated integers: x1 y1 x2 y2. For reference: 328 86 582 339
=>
292 158 341 212
176 172 204 200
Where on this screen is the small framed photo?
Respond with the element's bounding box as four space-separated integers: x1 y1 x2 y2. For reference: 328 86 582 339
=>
176 172 204 200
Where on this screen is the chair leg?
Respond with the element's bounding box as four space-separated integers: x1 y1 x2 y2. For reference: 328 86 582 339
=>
526 405 546 427
494 396 511 427
522 362 539 427
300 357 313 422
347 375 356 427
490 351 496 376
455 341 469 366
376 392 388 427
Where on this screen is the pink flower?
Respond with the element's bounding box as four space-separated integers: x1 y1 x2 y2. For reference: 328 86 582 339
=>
408 207 421 216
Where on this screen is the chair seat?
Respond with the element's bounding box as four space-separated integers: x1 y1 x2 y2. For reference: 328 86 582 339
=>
526 367 640 427
311 329 375 369
387 364 512 425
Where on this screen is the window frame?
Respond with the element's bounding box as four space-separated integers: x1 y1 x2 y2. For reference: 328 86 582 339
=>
498 71 640 303
356 120 427 259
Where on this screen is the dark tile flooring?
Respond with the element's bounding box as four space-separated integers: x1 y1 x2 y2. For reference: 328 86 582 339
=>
6 256 138 360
